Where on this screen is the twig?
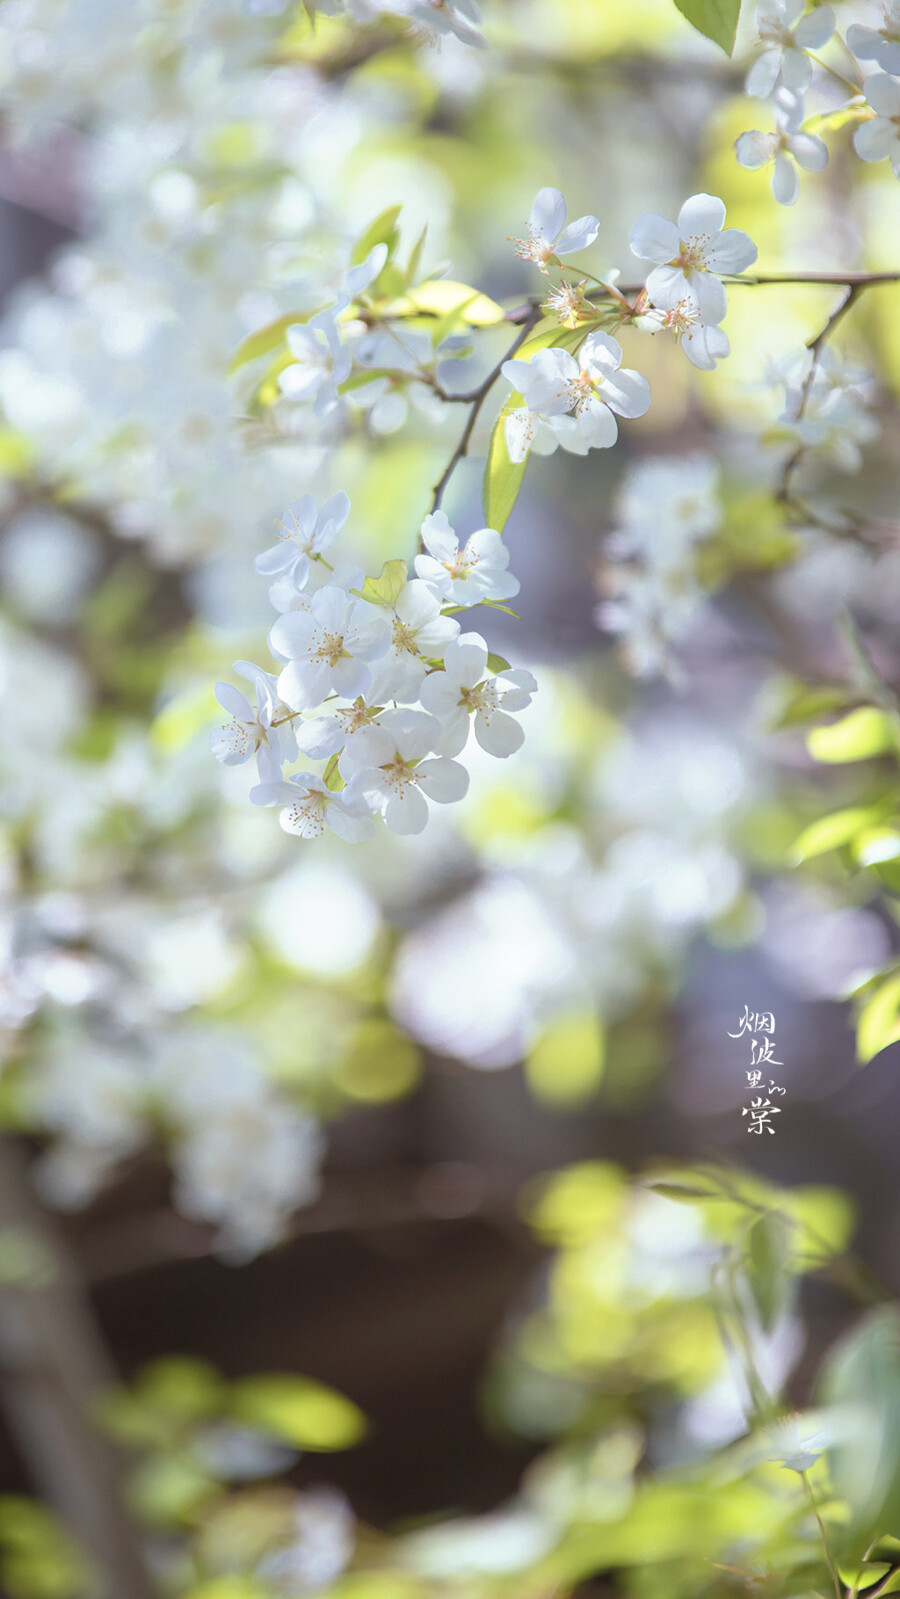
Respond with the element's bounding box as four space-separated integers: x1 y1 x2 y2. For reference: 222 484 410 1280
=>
801 1468 844 1599
778 281 866 500
428 302 542 514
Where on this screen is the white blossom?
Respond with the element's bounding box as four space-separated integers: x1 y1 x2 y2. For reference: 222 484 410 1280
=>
349 709 468 834
746 1 835 99
736 91 828 204
250 772 376 842
279 306 352 415
510 187 600 273
270 585 390 709
502 331 650 456
254 492 351 582
384 578 461 698
414 512 520 607
419 633 536 757
211 664 297 781
847 4 900 75
629 193 757 326
853 73 900 172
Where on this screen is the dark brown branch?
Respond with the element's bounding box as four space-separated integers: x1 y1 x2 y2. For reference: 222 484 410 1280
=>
0 1139 157 1599
429 303 542 514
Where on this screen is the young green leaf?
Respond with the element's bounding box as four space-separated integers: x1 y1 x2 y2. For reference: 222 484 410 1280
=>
806 706 897 764
486 653 511 674
228 310 309 375
230 1374 367 1450
856 968 900 1064
672 0 742 53
351 204 402 266
351 558 408 608
483 399 528 534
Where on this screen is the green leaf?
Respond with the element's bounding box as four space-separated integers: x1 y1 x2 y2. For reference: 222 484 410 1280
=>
672 0 742 53
483 398 527 534
405 224 428 289
807 707 897 764
746 1212 789 1331
382 279 505 328
768 680 853 731
790 804 893 864
487 653 510 674
230 1374 367 1451
323 753 345 793
228 311 309 375
352 558 408 607
856 968 900 1064
351 204 402 267
819 1308 900 1558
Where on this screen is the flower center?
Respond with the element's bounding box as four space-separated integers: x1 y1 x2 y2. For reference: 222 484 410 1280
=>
312 629 345 666
391 618 420 654
286 792 326 836
222 718 257 755
673 234 710 273
380 755 419 793
563 372 597 414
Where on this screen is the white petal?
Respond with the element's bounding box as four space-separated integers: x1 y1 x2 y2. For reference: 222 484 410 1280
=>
474 708 525 757
554 215 600 255
579 399 619 449
865 73 900 116
415 757 469 803
598 366 651 420
795 6 834 49
504 407 536 463
735 131 777 170
787 131 828 171
746 49 782 98
317 491 351 535
215 682 254 719
419 510 459 564
704 227 758 274
254 543 297 577
772 151 800 205
645 263 690 311
677 192 726 239
529 187 568 247
580 330 623 378
443 632 489 685
854 116 900 161
327 802 376 842
396 578 441 628
383 784 429 835
691 269 728 325
846 25 882 61
628 212 680 264
780 45 813 91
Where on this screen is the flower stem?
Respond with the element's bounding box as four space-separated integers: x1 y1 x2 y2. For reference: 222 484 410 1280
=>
801 1469 843 1599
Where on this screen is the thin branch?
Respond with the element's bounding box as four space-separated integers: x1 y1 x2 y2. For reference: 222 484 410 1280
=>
429 302 542 514
778 282 865 500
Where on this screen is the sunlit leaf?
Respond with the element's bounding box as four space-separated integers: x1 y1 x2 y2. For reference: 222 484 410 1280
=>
483 397 527 533
672 0 742 53
856 968 900 1064
807 707 897 764
231 1375 367 1450
820 1308 900 1557
383 279 505 328
352 558 408 607
228 311 309 374
351 204 402 267
791 804 894 864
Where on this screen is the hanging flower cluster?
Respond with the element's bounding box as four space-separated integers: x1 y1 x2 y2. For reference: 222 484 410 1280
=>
213 498 536 838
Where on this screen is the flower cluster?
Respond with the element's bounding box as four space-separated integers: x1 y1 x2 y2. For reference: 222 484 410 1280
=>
213 498 537 838
629 193 758 370
734 1 900 200
594 453 722 681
